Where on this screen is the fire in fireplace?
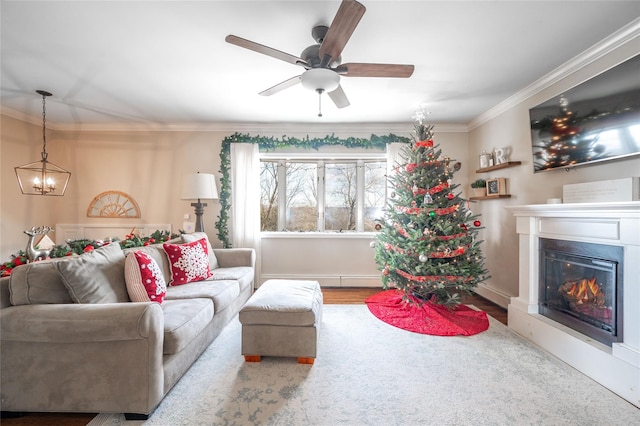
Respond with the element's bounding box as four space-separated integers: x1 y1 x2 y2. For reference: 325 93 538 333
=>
539 238 623 346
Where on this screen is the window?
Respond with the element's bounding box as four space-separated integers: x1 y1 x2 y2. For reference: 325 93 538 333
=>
260 157 387 232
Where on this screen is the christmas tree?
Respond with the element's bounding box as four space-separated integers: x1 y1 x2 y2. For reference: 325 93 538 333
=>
373 123 489 307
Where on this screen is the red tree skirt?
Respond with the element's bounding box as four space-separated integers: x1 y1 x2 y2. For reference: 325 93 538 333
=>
365 290 489 336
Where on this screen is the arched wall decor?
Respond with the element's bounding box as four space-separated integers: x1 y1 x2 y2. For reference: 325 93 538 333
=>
87 190 141 218
215 132 411 247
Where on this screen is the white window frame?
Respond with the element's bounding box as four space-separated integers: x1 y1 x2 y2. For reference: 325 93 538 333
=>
260 151 387 233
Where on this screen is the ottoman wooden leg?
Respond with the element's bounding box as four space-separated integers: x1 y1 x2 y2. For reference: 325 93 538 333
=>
244 355 261 362
297 357 315 365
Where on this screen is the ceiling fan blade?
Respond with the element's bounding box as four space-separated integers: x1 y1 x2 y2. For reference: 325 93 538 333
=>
225 35 308 67
328 85 350 109
259 75 302 96
336 63 415 78
319 0 366 67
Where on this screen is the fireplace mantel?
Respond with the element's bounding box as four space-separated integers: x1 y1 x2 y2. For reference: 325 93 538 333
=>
505 201 639 408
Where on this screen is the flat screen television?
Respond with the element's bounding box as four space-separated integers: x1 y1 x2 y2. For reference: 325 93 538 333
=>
529 54 640 173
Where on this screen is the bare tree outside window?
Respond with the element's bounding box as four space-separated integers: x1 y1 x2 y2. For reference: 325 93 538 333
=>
325 163 357 231
286 162 317 231
260 161 278 231
259 158 386 232
364 161 387 231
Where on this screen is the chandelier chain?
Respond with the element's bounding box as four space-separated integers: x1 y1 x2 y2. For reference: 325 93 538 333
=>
41 93 47 154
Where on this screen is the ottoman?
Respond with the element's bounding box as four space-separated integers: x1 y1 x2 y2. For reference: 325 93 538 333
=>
239 279 323 364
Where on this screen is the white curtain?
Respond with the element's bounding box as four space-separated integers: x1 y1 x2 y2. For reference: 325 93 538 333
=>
386 142 406 174
230 143 261 284
386 142 406 195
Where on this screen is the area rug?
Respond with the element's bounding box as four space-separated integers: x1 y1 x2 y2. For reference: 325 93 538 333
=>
365 289 489 336
88 305 640 426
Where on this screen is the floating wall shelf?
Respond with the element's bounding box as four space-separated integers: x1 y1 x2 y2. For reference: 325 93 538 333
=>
475 161 522 174
469 195 512 201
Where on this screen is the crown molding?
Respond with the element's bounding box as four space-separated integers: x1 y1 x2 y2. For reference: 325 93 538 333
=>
1 109 468 135
1 106 43 127
468 17 640 130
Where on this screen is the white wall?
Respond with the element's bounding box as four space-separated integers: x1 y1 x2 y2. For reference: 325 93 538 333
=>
466 30 640 307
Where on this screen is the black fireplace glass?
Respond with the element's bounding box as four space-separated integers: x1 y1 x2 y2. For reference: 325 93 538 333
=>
539 238 623 346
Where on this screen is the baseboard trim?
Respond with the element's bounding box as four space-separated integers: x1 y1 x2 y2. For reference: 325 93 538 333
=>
474 284 511 309
260 274 381 288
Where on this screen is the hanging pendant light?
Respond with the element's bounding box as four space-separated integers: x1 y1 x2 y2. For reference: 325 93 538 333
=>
15 90 71 196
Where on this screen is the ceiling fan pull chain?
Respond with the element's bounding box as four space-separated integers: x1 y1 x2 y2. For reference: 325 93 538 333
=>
317 88 324 117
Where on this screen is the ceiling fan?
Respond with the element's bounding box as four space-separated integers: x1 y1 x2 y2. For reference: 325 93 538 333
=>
225 0 414 116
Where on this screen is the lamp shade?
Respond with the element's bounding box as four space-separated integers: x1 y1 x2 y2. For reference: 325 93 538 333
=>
181 173 218 200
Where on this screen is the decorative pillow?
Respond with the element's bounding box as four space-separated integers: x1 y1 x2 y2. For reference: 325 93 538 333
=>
163 238 212 286
123 244 171 283
181 232 219 270
125 251 167 303
9 258 74 305
55 243 128 304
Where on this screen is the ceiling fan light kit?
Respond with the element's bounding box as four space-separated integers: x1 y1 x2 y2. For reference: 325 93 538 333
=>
225 0 414 116
300 68 340 92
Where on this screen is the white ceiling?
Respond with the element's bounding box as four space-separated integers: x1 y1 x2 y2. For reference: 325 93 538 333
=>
1 1 639 129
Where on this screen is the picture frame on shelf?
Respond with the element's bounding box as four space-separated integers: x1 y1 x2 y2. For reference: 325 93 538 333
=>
486 178 507 196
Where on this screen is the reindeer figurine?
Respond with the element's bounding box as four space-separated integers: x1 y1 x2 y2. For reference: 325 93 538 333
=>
24 226 54 262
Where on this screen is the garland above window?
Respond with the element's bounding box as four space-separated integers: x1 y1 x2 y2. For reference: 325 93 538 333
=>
216 132 410 248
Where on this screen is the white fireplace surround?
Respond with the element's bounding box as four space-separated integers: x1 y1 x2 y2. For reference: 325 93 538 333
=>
506 202 639 408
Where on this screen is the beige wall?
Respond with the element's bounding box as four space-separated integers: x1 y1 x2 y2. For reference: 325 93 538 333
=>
467 38 640 307
1 118 226 259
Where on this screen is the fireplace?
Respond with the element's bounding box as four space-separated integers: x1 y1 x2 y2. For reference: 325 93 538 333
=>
539 238 623 346
506 202 640 408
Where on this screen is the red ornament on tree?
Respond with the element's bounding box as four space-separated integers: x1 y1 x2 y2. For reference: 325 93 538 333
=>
474 220 481 227
447 193 454 200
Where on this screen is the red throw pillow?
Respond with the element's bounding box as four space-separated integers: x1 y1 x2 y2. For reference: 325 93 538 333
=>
163 238 212 286
124 251 167 303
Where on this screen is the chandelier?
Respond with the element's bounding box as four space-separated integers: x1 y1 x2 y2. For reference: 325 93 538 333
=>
15 90 71 196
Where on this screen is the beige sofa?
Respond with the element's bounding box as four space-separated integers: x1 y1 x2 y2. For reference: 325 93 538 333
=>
0 233 255 420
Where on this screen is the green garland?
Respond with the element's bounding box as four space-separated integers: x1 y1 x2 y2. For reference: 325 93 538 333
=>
216 132 411 248
1 230 181 277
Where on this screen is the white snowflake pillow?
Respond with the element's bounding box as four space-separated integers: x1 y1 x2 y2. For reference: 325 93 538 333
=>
125 251 167 303
163 238 212 286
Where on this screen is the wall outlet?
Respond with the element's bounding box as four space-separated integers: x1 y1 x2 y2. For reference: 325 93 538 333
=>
183 213 190 220
182 222 195 233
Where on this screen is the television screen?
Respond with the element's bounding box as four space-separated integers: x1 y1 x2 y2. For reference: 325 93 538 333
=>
529 54 640 173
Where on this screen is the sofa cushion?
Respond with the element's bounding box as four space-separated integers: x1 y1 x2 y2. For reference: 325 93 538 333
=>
161 298 213 355
181 232 219 270
210 266 254 292
125 251 167 303
55 243 129 304
9 258 74 305
163 238 212 286
165 280 240 314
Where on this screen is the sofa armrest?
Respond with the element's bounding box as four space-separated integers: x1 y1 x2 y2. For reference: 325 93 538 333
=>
0 302 165 415
1 302 162 342
213 248 255 269
0 276 10 309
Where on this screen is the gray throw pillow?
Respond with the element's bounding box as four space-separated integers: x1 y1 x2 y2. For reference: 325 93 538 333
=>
55 243 129 303
9 258 75 305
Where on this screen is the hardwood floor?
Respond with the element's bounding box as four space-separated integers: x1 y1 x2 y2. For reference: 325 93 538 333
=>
1 288 506 426
322 287 508 325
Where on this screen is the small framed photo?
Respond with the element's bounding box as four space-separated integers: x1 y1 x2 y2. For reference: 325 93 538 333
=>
486 178 507 196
